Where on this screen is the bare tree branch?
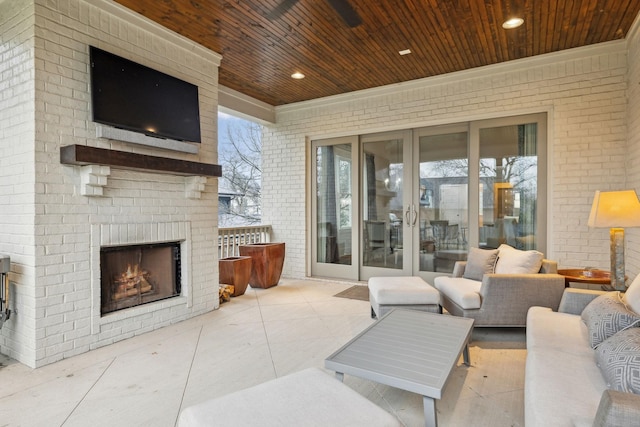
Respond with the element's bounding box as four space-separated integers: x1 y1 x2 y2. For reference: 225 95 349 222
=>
219 117 262 226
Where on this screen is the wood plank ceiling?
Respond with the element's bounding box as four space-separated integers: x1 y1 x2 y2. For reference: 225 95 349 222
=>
114 0 640 106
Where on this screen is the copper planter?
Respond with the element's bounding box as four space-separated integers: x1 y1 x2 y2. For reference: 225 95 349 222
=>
239 243 285 289
218 256 252 297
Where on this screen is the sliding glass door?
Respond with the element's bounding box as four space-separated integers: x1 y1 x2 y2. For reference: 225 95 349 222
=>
310 113 547 281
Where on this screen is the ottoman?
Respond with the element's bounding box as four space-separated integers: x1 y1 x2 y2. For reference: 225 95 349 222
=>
368 276 441 319
177 368 401 427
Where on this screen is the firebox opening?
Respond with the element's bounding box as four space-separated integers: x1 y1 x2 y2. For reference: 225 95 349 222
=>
100 241 181 316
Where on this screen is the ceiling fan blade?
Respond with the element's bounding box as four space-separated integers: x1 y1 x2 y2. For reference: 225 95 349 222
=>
325 0 362 27
268 0 299 20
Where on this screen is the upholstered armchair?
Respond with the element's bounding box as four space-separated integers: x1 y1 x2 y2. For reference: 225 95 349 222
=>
434 245 566 327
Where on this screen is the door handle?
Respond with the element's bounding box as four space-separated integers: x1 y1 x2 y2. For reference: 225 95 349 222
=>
405 206 411 225
412 204 418 226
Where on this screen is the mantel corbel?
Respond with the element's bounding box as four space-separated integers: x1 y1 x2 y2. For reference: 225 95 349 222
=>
80 165 110 197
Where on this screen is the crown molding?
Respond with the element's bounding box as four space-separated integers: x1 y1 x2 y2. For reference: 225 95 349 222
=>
276 40 627 115
628 8 640 44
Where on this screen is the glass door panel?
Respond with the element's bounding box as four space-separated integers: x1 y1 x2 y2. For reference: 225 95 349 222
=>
360 131 412 278
476 117 544 252
311 137 358 280
362 139 403 269
416 128 469 274
316 144 353 264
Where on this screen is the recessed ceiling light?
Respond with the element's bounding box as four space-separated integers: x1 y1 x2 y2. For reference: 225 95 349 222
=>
291 72 305 79
502 17 524 29
399 49 412 56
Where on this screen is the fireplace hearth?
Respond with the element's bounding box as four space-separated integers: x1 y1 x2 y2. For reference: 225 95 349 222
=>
100 242 181 315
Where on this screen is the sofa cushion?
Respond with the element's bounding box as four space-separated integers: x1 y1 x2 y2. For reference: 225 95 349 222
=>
494 244 544 274
368 276 440 305
525 348 607 427
581 292 640 348
526 306 592 356
178 368 402 426
433 276 482 309
623 274 640 315
525 307 608 427
596 327 640 394
462 247 499 281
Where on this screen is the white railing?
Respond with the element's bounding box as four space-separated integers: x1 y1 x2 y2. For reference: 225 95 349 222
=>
218 225 272 258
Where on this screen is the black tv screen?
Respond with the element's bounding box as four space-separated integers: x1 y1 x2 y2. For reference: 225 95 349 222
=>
90 46 201 143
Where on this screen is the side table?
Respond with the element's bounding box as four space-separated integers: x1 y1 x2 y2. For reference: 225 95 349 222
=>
557 269 624 291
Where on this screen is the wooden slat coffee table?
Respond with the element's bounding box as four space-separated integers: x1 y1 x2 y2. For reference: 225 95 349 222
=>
325 309 474 427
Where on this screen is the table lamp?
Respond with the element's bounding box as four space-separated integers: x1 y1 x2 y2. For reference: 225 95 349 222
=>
588 190 640 291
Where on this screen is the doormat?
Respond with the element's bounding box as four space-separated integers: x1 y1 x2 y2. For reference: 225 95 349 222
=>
334 285 369 301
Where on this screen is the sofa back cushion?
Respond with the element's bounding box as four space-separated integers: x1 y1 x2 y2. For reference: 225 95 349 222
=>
595 327 640 394
462 247 499 281
494 244 544 274
582 292 640 348
623 273 640 315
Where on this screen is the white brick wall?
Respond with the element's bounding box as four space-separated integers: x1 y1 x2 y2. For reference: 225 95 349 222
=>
1 0 221 367
263 40 634 280
0 0 38 364
625 16 640 277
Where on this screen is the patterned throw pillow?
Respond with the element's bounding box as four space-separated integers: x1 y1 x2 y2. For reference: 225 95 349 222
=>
596 328 640 394
462 248 499 281
582 292 640 348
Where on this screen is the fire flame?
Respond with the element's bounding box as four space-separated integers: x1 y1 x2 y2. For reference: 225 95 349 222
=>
114 263 153 300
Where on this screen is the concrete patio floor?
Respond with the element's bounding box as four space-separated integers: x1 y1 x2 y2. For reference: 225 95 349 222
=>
0 278 526 426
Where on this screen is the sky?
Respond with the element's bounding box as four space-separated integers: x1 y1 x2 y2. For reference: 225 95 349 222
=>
218 112 247 141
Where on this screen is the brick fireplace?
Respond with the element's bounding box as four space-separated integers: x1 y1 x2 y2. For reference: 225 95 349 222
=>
0 0 223 368
100 242 181 315
91 223 191 333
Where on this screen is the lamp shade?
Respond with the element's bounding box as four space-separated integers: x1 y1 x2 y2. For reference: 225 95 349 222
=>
588 190 640 228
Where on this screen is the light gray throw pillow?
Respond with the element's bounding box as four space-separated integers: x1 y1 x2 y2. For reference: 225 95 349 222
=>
596 328 640 394
494 244 544 274
582 292 640 348
462 248 499 281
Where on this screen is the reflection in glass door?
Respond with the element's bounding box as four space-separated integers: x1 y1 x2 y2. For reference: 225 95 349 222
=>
312 138 358 280
416 127 469 274
361 131 411 277
476 118 543 252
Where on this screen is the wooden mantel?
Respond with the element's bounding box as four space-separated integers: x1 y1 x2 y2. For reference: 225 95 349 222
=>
60 145 222 177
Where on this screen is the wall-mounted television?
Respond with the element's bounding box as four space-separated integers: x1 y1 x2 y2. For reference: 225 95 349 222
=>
89 46 201 143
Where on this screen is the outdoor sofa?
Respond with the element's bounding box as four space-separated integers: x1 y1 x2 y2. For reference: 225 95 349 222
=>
525 281 640 426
